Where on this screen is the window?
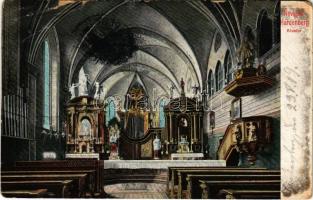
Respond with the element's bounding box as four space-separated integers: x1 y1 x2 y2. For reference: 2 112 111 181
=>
224 51 233 83
106 100 116 126
257 10 273 56
215 61 223 91
43 40 50 129
159 99 166 128
208 70 214 97
274 1 280 44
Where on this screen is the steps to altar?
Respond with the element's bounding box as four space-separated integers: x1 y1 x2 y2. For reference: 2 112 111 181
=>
103 160 225 169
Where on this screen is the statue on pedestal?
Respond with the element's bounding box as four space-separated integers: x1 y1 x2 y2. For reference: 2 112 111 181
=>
236 29 255 69
94 82 100 99
100 86 106 102
109 124 120 160
169 84 175 99
180 78 185 94
153 135 161 159
78 68 88 96
247 122 258 164
69 83 78 99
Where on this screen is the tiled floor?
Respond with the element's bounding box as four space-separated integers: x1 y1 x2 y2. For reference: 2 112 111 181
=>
104 183 168 199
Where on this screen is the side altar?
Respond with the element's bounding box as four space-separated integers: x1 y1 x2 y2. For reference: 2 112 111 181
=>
65 96 106 158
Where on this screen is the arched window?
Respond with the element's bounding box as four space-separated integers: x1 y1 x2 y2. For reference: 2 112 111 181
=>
42 30 60 131
224 51 233 83
43 40 50 129
159 99 166 128
215 61 223 91
106 100 116 126
273 1 280 44
208 70 214 97
257 10 273 56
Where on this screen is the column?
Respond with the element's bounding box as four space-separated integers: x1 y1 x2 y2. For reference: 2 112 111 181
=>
193 114 197 141
169 112 172 142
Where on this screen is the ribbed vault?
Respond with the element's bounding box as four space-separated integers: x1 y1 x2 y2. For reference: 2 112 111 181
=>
30 0 239 103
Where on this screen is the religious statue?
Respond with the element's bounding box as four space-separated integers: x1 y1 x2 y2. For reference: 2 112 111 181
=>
180 78 185 94
179 118 188 127
236 29 255 68
69 83 78 99
247 122 258 164
109 124 120 160
100 86 106 101
248 122 257 142
149 112 154 128
94 82 100 99
256 61 267 76
192 85 200 97
235 126 242 142
153 135 161 159
78 68 88 96
169 84 175 99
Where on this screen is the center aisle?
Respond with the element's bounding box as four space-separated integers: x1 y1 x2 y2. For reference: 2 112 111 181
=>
104 183 168 199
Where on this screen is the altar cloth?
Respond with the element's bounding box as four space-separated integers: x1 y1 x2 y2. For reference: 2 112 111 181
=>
103 160 225 169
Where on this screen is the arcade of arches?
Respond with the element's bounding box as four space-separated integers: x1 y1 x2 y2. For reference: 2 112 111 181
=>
2 0 280 198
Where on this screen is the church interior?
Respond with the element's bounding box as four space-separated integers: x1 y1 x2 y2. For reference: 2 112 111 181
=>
1 0 281 198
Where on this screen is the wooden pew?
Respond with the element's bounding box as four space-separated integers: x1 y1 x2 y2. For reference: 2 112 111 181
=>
178 169 280 199
15 160 104 194
218 189 281 199
168 167 266 198
2 170 96 194
185 173 280 199
1 180 73 198
199 180 280 199
2 174 88 197
1 189 48 198
167 167 239 197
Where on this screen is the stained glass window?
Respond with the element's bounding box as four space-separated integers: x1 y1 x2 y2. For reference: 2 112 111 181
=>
43 40 50 129
159 99 166 128
106 100 116 125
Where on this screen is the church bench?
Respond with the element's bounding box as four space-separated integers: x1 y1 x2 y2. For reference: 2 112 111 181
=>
1 180 73 198
15 160 104 194
217 189 281 199
1 189 48 198
168 167 234 197
199 180 280 199
1 170 96 194
1 174 88 198
177 168 280 198
168 167 267 198
184 172 280 199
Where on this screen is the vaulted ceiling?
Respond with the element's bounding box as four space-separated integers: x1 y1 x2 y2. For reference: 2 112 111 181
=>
25 0 242 100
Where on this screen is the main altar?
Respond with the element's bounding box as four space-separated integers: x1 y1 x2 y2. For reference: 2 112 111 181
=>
162 84 205 159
